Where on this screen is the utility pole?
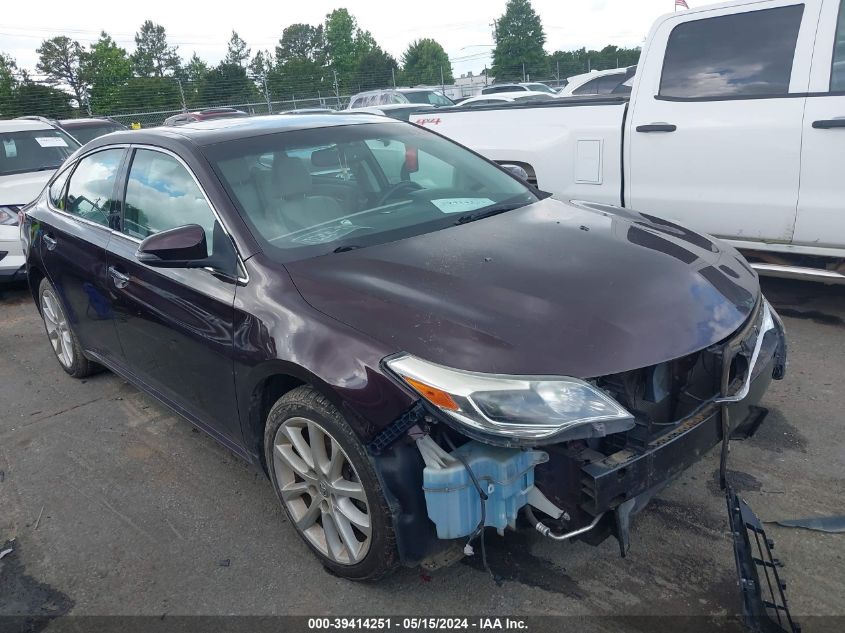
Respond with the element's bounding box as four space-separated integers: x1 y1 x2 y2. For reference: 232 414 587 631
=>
333 69 340 108
391 67 396 88
176 78 187 112
262 73 271 114
522 62 526 82
440 65 445 96
556 60 560 82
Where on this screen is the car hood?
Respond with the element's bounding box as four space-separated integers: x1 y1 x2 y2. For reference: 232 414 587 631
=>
285 198 760 378
0 170 54 206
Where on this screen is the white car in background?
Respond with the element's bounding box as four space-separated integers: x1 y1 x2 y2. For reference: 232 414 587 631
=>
558 66 636 97
457 91 556 108
480 82 559 96
1 119 79 282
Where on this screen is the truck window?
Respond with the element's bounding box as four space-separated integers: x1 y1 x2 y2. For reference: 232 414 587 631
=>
833 0 845 90
659 5 804 98
572 77 602 95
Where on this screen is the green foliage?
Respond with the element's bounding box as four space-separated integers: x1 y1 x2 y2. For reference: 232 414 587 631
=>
0 53 17 116
13 82 75 118
198 63 258 106
355 46 397 91
115 77 181 113
223 31 251 68
324 8 358 77
400 39 453 86
275 24 325 64
549 45 641 79
491 0 548 81
131 21 181 78
81 32 132 113
36 36 88 106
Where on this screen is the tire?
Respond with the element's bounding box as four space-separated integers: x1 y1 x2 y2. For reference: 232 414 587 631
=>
38 277 99 378
264 385 398 581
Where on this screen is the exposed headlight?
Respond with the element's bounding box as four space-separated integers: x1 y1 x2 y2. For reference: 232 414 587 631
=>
0 206 21 226
385 354 634 445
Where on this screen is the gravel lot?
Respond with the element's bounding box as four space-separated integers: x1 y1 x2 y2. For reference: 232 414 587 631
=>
1 277 843 630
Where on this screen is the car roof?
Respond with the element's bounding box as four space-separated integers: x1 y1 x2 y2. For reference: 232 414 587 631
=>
463 91 549 103
59 118 122 127
86 113 396 149
0 119 56 132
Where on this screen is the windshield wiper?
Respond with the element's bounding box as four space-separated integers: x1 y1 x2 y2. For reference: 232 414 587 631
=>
455 202 528 225
333 245 362 253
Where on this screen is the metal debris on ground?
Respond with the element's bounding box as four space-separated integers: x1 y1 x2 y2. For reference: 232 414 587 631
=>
34 506 45 531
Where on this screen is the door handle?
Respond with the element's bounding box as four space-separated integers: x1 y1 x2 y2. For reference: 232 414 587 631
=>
636 123 677 133
42 234 57 250
108 266 130 289
812 118 845 129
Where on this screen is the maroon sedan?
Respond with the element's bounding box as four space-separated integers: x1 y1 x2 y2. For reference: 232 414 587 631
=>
21 114 786 580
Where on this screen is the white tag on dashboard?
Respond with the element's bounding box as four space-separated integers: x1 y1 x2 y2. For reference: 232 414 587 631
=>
35 137 68 148
431 198 495 214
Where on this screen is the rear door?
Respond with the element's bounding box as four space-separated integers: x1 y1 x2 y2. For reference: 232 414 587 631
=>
105 146 242 443
792 0 845 248
627 0 821 243
38 147 127 362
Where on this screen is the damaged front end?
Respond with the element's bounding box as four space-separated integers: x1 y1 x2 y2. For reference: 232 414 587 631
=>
371 297 787 568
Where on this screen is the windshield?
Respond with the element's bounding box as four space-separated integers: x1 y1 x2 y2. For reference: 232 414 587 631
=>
525 83 556 94
63 123 123 144
0 128 79 177
402 91 454 106
207 121 537 261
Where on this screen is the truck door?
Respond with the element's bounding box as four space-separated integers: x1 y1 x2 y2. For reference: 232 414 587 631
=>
793 0 845 249
626 0 820 245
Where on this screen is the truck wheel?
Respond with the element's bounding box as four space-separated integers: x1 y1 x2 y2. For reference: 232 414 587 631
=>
264 385 398 580
38 277 98 378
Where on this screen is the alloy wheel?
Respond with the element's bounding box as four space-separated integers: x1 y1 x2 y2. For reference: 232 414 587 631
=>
272 417 372 565
41 287 74 369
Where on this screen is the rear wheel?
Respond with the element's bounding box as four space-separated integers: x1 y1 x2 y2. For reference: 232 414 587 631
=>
264 385 398 580
38 278 98 378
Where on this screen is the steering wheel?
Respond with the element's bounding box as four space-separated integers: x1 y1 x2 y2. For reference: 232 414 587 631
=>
378 180 422 206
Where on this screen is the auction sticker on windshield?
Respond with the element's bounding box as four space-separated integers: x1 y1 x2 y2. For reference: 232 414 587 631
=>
431 198 495 214
35 137 68 147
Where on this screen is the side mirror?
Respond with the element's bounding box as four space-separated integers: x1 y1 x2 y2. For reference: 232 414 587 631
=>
136 224 208 268
501 163 530 182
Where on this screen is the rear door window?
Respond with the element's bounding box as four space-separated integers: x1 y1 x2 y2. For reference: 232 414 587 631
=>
64 149 124 226
659 5 805 98
572 77 602 95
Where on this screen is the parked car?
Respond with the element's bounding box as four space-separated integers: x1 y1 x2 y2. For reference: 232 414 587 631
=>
58 118 127 144
22 113 786 581
557 66 636 97
354 103 437 120
413 0 845 283
481 82 558 95
1 118 80 282
163 107 249 126
347 88 453 109
458 91 556 108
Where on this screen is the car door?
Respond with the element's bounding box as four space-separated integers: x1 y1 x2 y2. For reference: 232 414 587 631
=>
38 147 127 363
626 0 821 243
105 146 242 444
792 0 845 248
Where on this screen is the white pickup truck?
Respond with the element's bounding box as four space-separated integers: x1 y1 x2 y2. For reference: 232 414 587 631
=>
413 0 845 283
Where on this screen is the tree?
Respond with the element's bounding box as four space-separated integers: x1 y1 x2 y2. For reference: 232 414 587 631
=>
491 0 547 82
0 53 20 117
36 36 88 107
401 39 453 86
116 77 181 113
355 46 397 91
13 82 75 118
548 45 640 80
181 53 209 107
324 9 358 78
249 50 274 79
275 24 324 64
223 31 250 68
131 21 180 77
81 32 132 113
197 63 258 106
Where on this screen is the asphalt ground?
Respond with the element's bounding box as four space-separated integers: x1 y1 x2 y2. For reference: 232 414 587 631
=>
1 277 843 632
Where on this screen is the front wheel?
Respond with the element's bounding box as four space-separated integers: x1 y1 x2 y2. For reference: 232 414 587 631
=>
264 385 398 580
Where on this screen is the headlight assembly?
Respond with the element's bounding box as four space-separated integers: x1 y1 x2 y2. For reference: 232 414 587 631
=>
385 354 634 446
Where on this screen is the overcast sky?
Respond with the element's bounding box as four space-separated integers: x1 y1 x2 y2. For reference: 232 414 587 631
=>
1 0 693 77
